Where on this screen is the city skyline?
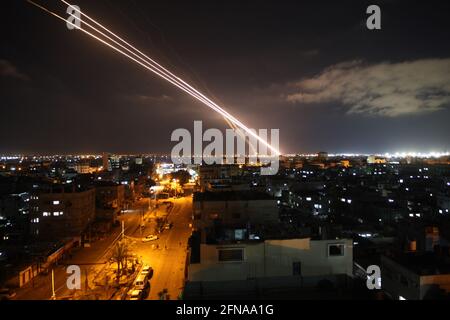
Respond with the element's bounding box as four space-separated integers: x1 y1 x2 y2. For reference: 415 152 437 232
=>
2 0 450 304
2 0 450 155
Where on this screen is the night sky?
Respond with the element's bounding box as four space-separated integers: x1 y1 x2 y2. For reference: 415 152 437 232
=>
1 0 450 155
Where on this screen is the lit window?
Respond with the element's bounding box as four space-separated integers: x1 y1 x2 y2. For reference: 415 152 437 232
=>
43 212 50 217
208 213 219 220
53 200 60 205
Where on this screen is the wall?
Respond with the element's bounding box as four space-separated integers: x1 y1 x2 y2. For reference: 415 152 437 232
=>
30 189 95 240
188 238 353 283
380 256 421 300
193 199 279 231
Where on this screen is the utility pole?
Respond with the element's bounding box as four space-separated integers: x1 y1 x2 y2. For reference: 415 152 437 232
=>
140 209 144 237
84 268 89 293
51 269 56 300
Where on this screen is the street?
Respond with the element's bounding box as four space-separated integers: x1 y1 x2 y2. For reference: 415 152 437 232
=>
131 196 193 300
14 196 193 300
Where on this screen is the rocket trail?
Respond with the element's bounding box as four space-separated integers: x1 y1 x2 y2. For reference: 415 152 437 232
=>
28 0 230 130
59 0 274 156
28 0 280 155
64 6 258 156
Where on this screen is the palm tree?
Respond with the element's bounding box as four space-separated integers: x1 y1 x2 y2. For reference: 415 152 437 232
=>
111 240 129 282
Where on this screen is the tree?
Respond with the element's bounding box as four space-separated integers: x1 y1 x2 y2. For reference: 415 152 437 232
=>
169 170 191 185
154 217 165 234
111 240 129 282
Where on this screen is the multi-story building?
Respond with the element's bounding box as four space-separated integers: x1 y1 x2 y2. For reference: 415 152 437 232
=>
189 238 353 282
381 253 450 300
102 153 121 172
187 184 354 298
198 164 241 191
193 191 279 241
94 181 125 230
95 181 125 210
29 185 95 241
0 192 30 243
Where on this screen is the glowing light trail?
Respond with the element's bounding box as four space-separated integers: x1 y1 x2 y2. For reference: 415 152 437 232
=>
28 0 280 155
59 0 267 154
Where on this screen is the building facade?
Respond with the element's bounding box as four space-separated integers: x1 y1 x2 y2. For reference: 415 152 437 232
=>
188 238 353 282
29 187 95 241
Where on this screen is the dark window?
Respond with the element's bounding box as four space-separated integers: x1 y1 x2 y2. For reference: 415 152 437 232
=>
232 213 241 219
293 262 302 275
218 249 243 262
400 275 409 286
328 244 345 256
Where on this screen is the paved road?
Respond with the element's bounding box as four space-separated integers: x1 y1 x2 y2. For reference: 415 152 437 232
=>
15 199 149 300
131 196 193 300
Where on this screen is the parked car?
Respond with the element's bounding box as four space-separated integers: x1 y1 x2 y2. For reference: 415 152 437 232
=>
142 235 158 242
140 265 154 279
134 274 149 290
128 289 143 300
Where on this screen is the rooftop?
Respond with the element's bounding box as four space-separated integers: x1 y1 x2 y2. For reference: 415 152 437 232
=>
194 191 274 202
387 251 450 276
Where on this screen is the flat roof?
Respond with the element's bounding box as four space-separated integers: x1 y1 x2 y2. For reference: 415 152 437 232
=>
386 252 450 276
194 191 274 202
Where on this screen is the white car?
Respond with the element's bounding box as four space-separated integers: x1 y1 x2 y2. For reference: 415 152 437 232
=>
141 265 154 278
142 235 158 242
134 274 150 291
129 289 143 300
